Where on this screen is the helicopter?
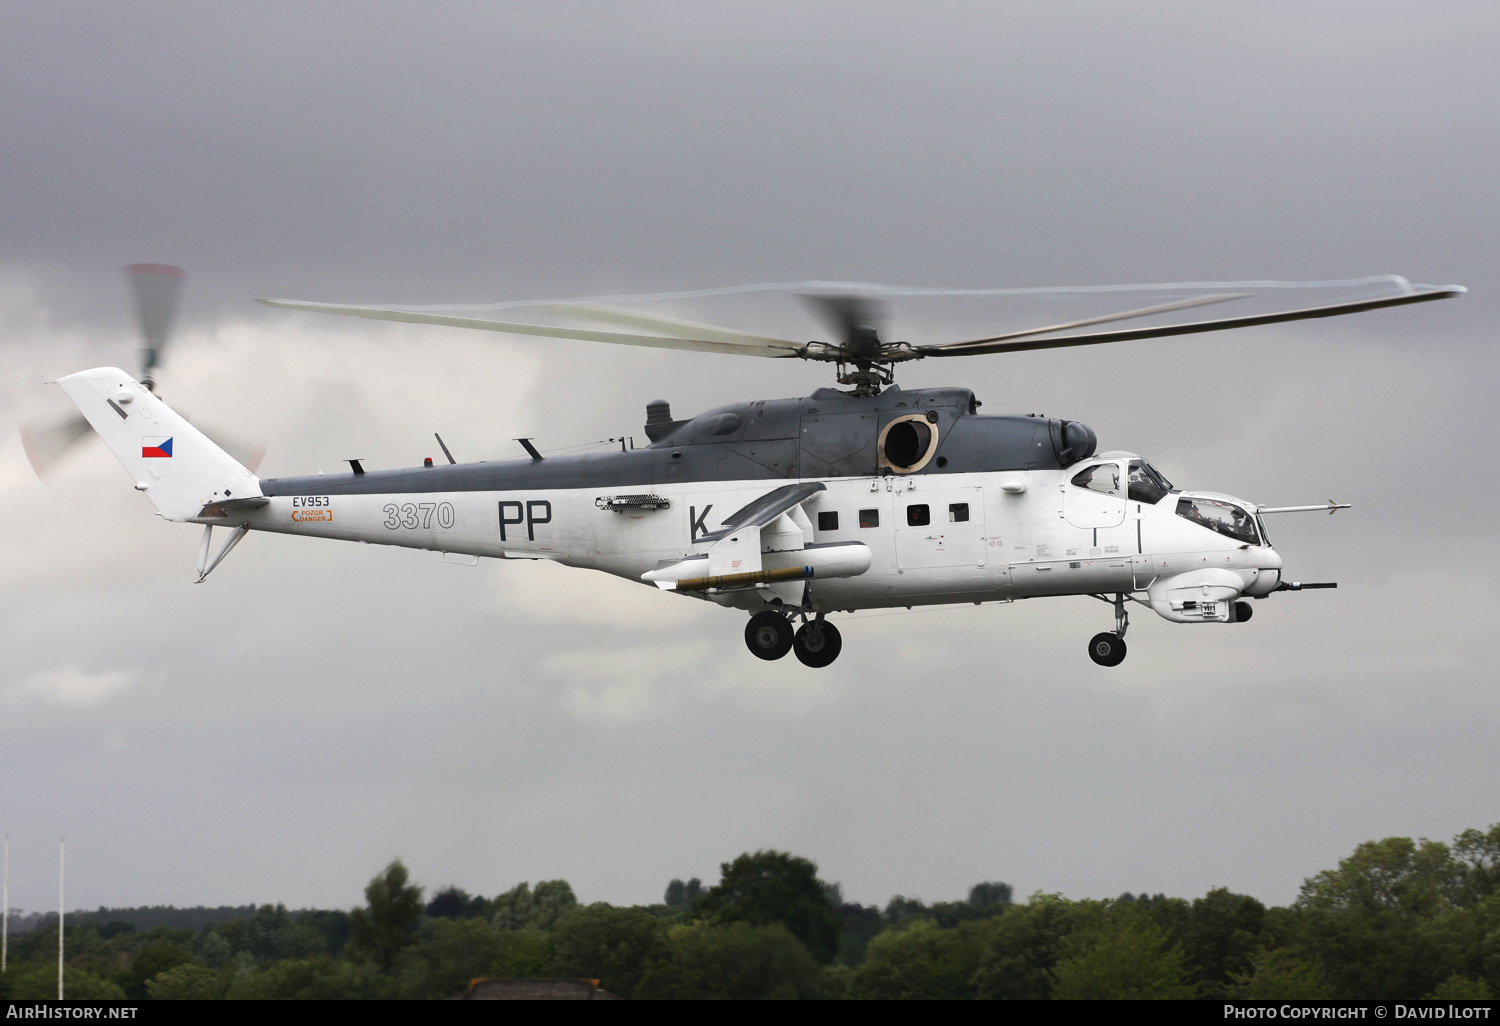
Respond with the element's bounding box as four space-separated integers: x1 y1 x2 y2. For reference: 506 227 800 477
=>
52 275 1462 668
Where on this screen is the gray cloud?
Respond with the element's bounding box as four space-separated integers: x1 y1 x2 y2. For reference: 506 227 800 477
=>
0 1 1495 914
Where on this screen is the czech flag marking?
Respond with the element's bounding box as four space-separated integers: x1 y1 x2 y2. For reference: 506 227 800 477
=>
141 436 173 458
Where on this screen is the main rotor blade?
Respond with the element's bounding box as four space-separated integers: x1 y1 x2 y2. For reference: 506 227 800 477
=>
541 303 801 348
920 285 1465 357
256 299 806 358
20 413 93 478
938 293 1248 349
126 264 184 375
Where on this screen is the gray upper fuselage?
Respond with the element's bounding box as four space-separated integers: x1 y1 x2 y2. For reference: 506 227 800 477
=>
258 385 1099 497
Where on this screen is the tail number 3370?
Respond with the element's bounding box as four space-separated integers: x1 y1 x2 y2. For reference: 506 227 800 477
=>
383 502 456 530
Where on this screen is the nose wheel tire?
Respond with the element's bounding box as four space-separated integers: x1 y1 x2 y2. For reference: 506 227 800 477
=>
793 620 843 668
745 611 794 661
1088 631 1127 667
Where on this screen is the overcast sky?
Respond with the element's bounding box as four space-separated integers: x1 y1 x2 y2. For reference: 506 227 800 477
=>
1 1 1496 915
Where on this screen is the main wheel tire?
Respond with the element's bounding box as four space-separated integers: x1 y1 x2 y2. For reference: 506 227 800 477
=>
1232 600 1254 623
793 620 843 668
745 610 794 661
1088 631 1127 667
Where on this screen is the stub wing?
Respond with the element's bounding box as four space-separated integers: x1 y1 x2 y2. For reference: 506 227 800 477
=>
644 482 870 604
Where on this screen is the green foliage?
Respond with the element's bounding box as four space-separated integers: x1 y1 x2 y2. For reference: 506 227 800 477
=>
226 956 387 999
550 903 669 997
849 920 985 999
834 903 884 965
633 922 822 999
68 905 259 933
697 850 841 964
1177 887 1266 988
1425 973 1492 1000
1453 824 1500 907
126 940 193 998
969 882 1014 908
146 963 226 1000
425 886 487 920
490 880 578 931
1048 904 1197 1000
972 894 1081 999
204 904 327 968
1292 835 1470 999
3 827 1494 1001
295 909 352 956
347 860 424 970
392 916 507 999
663 878 702 909
5 963 127 1000
490 929 557 978
1224 948 1333 999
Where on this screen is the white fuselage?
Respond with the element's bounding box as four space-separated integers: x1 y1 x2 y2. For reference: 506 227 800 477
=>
241 462 1282 616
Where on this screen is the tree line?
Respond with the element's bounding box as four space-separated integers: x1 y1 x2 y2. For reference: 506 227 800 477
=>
0 824 1494 999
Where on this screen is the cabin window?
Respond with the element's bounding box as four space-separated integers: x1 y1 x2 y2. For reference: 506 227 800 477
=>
1071 463 1120 495
1127 459 1172 504
859 508 880 528
949 502 969 523
818 511 839 532
906 504 930 526
1176 496 1259 545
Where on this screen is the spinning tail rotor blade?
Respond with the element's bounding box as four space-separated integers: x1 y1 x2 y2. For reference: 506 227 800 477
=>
20 413 94 478
126 264 184 382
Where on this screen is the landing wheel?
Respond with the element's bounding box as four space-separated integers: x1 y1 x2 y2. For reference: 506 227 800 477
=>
1088 632 1127 667
793 620 843 668
745 610 794 661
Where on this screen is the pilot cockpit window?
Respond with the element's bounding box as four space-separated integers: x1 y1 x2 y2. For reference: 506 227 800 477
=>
1127 459 1172 504
1070 463 1120 495
1175 496 1259 545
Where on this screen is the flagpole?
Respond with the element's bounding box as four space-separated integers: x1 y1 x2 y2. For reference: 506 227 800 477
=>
58 837 64 1000
2 834 9 973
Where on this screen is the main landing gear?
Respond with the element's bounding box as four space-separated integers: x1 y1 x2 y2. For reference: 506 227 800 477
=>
745 610 843 668
1088 593 1131 667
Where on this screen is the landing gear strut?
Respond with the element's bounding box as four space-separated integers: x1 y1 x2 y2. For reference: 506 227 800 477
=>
1088 593 1130 667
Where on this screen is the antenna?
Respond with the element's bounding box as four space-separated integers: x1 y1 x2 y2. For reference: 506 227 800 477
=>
58 837 64 1000
3 834 8 973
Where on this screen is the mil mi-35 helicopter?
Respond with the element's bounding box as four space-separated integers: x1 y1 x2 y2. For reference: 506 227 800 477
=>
53 273 1461 667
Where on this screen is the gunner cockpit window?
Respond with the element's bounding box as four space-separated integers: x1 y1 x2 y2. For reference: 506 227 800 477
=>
1176 496 1259 545
1070 463 1120 495
1127 459 1172 504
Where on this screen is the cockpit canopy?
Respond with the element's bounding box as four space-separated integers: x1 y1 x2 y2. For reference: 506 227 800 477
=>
1176 495 1261 545
1070 457 1174 504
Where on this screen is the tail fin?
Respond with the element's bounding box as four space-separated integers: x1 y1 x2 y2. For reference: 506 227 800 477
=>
57 367 262 521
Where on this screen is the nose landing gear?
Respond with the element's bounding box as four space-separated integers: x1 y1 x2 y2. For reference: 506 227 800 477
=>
1087 593 1131 667
744 610 843 667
